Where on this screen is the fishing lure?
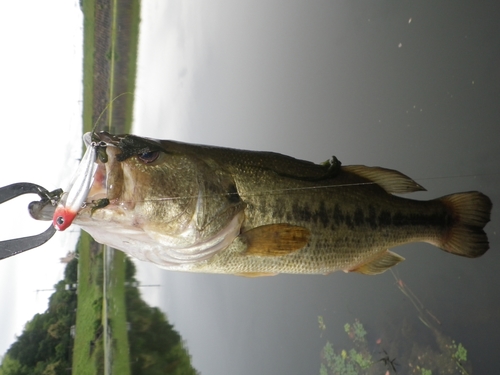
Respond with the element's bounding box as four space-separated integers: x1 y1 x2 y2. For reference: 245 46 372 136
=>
52 133 98 231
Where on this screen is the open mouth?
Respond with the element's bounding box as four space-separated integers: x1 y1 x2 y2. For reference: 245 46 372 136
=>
49 132 131 230
83 143 126 213
86 160 108 202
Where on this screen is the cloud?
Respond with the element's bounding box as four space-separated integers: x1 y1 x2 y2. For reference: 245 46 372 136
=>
0 0 83 357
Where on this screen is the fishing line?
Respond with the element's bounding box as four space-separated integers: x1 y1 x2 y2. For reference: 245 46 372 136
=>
87 180 409 205
86 181 378 205
91 92 134 136
415 172 499 181
81 106 499 206
90 170 499 205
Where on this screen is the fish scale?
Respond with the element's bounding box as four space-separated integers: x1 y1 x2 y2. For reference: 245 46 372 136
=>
62 132 492 276
185 179 449 274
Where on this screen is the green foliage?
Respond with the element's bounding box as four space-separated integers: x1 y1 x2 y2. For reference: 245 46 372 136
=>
97 250 198 375
124 259 198 375
344 321 366 343
124 255 137 280
453 342 467 362
353 322 367 340
0 355 22 375
71 232 103 375
349 349 371 369
0 278 76 375
109 250 130 375
64 257 79 283
320 318 380 375
321 341 361 375
318 316 326 332
319 315 473 375
343 324 350 335
0 250 198 375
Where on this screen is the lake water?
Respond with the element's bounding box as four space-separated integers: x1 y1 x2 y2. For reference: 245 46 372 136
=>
131 2 500 374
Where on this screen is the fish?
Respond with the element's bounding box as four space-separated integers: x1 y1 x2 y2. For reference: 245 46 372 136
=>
48 131 492 276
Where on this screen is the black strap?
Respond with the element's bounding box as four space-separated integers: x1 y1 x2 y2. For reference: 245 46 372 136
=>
0 183 59 260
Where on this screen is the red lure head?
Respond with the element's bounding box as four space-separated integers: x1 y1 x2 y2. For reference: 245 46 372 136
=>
53 207 77 231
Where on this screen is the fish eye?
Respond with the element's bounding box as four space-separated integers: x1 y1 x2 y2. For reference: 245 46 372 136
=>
137 151 160 164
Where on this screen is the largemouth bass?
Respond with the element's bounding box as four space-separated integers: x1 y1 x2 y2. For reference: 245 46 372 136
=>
48 132 492 276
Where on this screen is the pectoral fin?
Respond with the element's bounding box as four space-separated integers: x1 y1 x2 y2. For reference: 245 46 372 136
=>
241 224 310 256
348 250 405 275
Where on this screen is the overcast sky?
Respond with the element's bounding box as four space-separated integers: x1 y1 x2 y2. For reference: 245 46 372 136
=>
0 1 83 356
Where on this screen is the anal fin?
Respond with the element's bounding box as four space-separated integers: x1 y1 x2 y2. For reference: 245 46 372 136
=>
348 250 405 275
241 223 310 256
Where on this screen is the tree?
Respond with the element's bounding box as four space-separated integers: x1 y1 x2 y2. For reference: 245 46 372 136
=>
0 355 22 375
124 259 199 375
1 257 199 375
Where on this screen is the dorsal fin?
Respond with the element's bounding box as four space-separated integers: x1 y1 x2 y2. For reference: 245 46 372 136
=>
342 165 426 194
347 250 405 275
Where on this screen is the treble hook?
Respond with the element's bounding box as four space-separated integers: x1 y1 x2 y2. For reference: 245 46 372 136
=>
0 182 62 260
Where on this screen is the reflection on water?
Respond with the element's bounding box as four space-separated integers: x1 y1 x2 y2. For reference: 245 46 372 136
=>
133 2 499 374
318 271 472 374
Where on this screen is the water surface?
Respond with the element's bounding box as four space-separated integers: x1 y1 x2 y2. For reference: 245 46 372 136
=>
132 2 499 374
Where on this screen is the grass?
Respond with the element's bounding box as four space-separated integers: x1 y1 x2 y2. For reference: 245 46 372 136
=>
108 250 130 375
121 0 140 126
82 0 96 145
72 233 103 375
72 0 101 372
73 0 140 373
106 0 118 131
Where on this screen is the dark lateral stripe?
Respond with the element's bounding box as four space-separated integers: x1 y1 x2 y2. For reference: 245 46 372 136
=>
332 204 451 229
287 202 451 230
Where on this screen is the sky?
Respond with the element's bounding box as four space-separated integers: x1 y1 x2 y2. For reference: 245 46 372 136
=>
0 1 83 356
1 1 499 374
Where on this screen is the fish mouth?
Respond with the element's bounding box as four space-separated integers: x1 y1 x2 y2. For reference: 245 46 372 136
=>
83 132 129 212
87 149 128 205
82 130 165 208
79 130 163 217
86 160 108 202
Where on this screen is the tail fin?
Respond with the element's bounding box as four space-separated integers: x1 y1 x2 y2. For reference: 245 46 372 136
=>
438 192 492 258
